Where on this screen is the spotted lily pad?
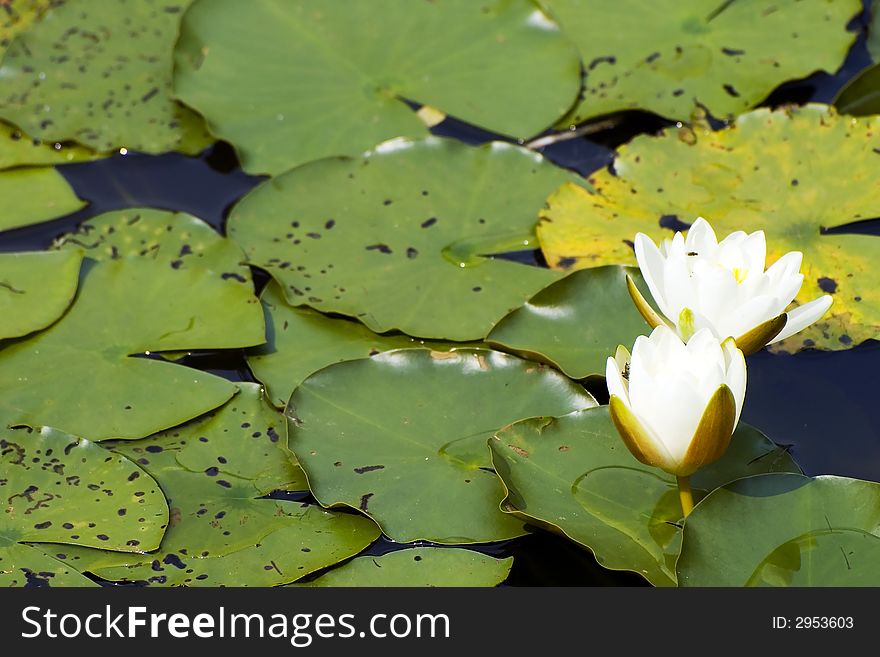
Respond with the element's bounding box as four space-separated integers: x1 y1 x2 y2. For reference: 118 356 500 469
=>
55 385 379 587
0 257 265 440
0 121 102 170
229 138 573 341
248 281 482 408
0 0 212 155
537 104 880 352
538 0 860 125
1 425 168 587
487 266 651 380
53 207 251 285
489 407 801 586
0 250 82 340
288 348 596 544
173 0 580 175
295 547 513 587
0 166 85 232
678 474 880 586
0 0 54 58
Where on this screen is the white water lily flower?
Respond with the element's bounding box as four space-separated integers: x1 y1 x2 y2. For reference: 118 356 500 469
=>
606 325 746 478
629 217 832 354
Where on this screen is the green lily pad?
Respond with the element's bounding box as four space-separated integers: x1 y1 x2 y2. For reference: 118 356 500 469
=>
0 121 103 170
248 281 481 408
489 407 801 586
0 166 85 232
229 138 573 341
834 63 880 116
0 250 82 340
295 548 512 587
487 266 651 380
1 425 168 587
678 474 880 586
538 0 860 125
537 104 880 353
0 257 265 440
0 0 212 155
289 348 597 544
0 0 52 58
55 385 379 587
173 0 581 175
53 207 251 285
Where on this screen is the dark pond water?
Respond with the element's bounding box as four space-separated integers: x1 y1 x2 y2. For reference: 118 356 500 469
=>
2 4 879 586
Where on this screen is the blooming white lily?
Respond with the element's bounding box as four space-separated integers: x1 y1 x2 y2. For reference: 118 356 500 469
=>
606 326 746 514
629 218 832 354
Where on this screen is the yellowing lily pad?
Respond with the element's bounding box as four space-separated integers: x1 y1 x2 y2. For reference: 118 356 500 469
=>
248 281 480 408
56 385 379 587
229 138 574 341
0 166 85 232
490 407 801 586
0 257 265 440
0 0 52 58
537 104 880 352
173 0 581 175
295 548 513 587
289 348 597 544
538 0 861 124
1 425 168 587
0 0 212 155
0 121 103 170
0 250 82 340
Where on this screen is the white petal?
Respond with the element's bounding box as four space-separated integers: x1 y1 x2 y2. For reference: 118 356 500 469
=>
771 295 834 343
723 294 778 339
740 230 767 275
661 247 696 320
634 233 672 319
684 217 718 255
605 355 629 403
721 338 747 427
764 251 803 285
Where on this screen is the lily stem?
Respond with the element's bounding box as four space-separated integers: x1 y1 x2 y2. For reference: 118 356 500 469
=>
677 476 694 518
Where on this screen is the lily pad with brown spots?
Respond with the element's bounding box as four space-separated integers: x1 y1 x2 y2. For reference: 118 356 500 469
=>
0 425 168 587
0 121 103 170
537 104 880 352
229 137 575 341
538 0 860 125
0 0 212 155
51 385 380 587
288 348 597 544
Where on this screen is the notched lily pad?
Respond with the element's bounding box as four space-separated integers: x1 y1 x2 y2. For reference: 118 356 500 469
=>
288 348 597 544
679 474 880 586
0 166 85 232
174 0 581 174
295 547 513 587
0 0 212 155
537 104 880 352
0 257 265 440
539 0 860 124
54 385 379 587
0 425 168 587
488 266 651 379
0 250 82 340
489 407 801 586
229 137 575 341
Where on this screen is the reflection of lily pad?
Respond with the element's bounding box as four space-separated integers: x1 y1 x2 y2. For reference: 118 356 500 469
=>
229 138 573 341
295 548 512 587
289 348 596 544
56 385 379 587
0 257 265 440
487 266 651 379
174 0 581 174
0 167 85 232
1 425 168 587
679 474 880 586
0 0 212 155
489 407 800 586
537 105 880 352
538 0 860 124
248 281 478 408
0 250 82 340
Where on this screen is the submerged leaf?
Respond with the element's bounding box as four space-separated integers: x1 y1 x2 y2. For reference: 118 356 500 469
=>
229 138 574 341
1 425 168 587
490 407 800 586
289 348 597 544
537 104 880 352
173 0 581 174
